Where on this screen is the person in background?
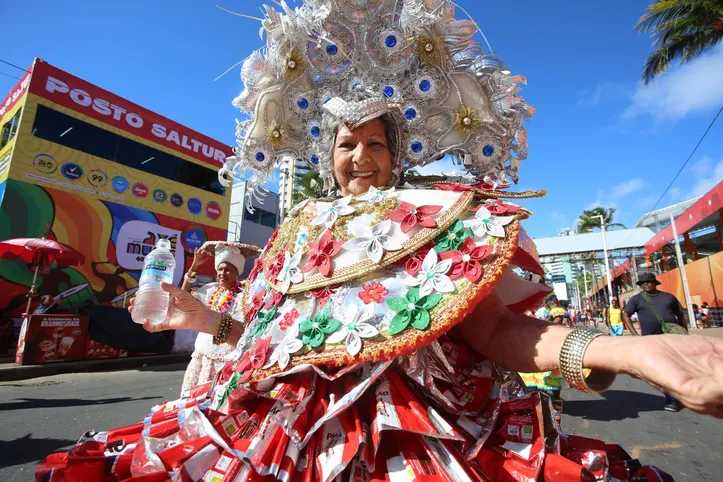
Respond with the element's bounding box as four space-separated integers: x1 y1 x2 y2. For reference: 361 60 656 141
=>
606 298 624 336
33 295 62 315
623 272 688 412
701 302 712 328
179 241 260 394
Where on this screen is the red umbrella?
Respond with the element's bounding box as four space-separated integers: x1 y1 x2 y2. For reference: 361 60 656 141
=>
0 238 85 266
0 238 86 315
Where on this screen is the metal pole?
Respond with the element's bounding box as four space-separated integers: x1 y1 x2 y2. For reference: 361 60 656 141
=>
669 213 697 329
24 262 41 316
582 266 590 306
595 215 614 306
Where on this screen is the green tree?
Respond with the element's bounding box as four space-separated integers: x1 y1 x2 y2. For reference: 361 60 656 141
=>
291 171 325 206
635 0 723 83
576 207 626 233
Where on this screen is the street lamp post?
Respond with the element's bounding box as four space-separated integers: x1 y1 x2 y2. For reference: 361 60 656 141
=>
582 265 590 307
594 215 614 306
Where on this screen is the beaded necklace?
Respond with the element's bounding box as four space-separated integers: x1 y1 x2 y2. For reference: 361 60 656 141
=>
207 282 242 313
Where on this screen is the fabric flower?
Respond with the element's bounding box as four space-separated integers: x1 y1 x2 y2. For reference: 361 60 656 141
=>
277 325 303 370
250 337 271 369
326 305 379 356
302 229 342 277
251 288 266 312
299 306 342 348
342 219 403 264
310 283 341 309
386 201 441 234
433 220 473 253
402 249 454 297
312 195 355 229
402 246 432 277
276 251 303 294
279 308 299 331
264 252 285 282
439 237 492 283
386 287 443 335
264 289 283 310
483 199 521 216
249 306 278 338
358 281 388 304
357 186 398 203
462 207 513 238
233 352 255 383
248 257 263 283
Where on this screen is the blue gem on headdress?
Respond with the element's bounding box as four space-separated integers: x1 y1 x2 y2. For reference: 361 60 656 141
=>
255 152 265 162
297 98 309 109
326 43 338 56
383 86 394 97
385 35 397 48
411 141 423 153
311 155 319 165
419 80 431 92
483 144 495 157
311 126 320 137
404 108 417 120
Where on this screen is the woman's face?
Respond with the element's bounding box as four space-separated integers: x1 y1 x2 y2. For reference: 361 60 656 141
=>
333 119 393 196
216 262 238 288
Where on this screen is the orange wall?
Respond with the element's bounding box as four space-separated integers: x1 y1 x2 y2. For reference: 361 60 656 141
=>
657 251 723 308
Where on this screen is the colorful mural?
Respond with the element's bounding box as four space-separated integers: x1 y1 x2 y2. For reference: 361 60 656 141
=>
0 179 225 316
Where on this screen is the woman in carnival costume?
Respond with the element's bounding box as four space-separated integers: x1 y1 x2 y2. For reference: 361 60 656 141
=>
179 242 261 394
38 1 723 481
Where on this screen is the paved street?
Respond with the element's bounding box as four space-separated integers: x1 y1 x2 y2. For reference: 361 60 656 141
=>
1 366 721 481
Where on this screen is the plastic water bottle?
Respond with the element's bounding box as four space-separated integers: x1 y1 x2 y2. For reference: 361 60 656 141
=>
131 239 176 325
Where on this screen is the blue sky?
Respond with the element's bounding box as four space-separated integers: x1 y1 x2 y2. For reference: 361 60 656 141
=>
2 0 722 238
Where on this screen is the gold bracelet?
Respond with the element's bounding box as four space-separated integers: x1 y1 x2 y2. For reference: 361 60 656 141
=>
559 327 616 393
213 313 234 345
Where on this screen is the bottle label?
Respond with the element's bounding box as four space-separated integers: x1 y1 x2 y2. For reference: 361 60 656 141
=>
140 262 174 288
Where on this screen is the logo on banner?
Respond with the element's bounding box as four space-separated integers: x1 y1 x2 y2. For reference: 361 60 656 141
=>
112 176 129 193
205 201 222 220
33 154 57 175
87 169 108 188
153 189 167 203
115 221 184 285
61 162 83 181
182 226 207 253
132 182 149 198
170 193 183 207
187 198 202 215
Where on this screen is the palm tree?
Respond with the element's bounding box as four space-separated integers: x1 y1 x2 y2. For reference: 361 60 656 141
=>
290 171 324 206
576 207 626 233
635 0 723 83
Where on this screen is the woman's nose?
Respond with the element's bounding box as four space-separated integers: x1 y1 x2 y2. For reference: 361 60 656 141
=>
353 143 371 165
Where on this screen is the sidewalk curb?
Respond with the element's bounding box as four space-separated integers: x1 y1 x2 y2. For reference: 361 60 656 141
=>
0 353 191 382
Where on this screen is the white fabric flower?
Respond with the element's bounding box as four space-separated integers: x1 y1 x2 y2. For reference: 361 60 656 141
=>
276 251 303 294
357 186 397 203
312 195 355 229
462 207 513 238
342 219 403 264
402 249 454 297
326 304 379 356
268 325 303 370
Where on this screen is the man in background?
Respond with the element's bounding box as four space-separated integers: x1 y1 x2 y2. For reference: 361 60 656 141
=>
606 298 624 336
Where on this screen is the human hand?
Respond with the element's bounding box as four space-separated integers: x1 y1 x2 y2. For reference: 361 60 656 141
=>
129 282 219 335
624 334 723 417
191 243 214 270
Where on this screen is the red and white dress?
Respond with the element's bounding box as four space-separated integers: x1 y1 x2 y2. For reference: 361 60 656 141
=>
37 187 672 482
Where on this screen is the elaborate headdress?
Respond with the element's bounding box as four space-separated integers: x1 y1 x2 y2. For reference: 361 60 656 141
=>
211 242 261 273
219 0 534 205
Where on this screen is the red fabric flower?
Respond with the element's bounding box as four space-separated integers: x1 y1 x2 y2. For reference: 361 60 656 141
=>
264 252 285 282
248 257 263 283
251 289 266 311
310 283 341 309
251 337 271 369
439 237 492 283
358 281 388 304
433 181 506 192
404 246 432 277
279 309 299 331
302 229 342 277
480 199 521 216
386 202 442 233
264 290 283 310
235 351 252 374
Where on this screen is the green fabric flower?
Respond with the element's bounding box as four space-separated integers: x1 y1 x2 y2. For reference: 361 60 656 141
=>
434 220 472 253
249 306 278 338
386 287 443 335
299 306 342 348
218 372 241 408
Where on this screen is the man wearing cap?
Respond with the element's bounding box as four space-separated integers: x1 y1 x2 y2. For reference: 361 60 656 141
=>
622 272 688 412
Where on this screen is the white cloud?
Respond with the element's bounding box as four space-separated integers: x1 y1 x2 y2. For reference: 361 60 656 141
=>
691 157 723 197
623 46 723 121
611 178 646 197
